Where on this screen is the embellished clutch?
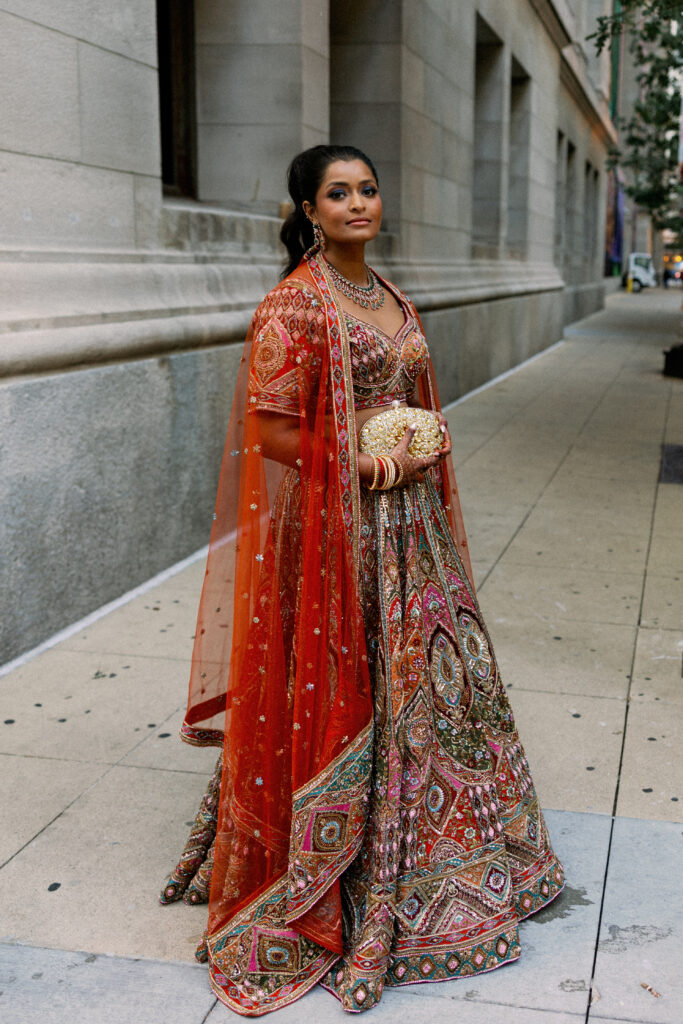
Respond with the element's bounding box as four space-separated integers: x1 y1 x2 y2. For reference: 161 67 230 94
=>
358 405 444 458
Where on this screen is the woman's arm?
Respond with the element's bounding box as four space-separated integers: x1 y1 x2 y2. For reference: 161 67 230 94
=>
256 412 303 469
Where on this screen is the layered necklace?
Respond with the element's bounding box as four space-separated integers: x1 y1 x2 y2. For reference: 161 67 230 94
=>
324 257 385 310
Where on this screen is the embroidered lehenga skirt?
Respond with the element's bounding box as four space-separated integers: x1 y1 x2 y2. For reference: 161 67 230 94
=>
317 477 563 1011
164 470 564 1014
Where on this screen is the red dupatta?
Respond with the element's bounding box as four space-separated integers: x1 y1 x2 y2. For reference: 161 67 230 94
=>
181 253 474 1014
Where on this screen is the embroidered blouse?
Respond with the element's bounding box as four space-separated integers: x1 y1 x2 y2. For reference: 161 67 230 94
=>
247 280 429 416
345 311 429 410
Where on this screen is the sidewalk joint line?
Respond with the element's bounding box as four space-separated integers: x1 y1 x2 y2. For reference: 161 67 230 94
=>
0 762 117 871
583 374 674 1024
200 999 219 1023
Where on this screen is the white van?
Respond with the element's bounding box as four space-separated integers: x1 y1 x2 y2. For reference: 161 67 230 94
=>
623 252 657 291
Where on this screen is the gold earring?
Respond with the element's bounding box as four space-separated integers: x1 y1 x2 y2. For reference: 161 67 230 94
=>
312 221 325 251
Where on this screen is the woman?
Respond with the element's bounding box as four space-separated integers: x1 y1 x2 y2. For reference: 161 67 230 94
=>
161 145 564 1015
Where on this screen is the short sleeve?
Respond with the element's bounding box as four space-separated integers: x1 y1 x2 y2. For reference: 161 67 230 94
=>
247 280 325 417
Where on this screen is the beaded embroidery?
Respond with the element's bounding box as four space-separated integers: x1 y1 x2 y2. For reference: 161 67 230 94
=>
346 311 429 410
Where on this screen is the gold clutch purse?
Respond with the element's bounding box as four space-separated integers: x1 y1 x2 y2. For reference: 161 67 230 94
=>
358 405 444 458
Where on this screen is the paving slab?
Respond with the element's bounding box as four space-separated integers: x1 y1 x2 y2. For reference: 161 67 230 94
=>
489 616 634 701
0 754 104 866
0 649 190 764
647 487 683 575
640 574 683 631
502 510 649 574
615 702 683 822
650 488 683 535
0 944 215 1024
120 708 220 774
543 468 657 511
508 690 625 815
0 765 212 962
479 561 643 628
58 558 206 660
459 508 529 568
630 628 683 705
559 441 662 484
530 492 654 539
590 817 683 1023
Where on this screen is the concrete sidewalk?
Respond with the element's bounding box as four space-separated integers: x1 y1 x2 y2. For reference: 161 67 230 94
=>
1 288 682 1024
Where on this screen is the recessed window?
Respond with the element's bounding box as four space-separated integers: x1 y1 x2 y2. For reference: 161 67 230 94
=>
156 0 197 198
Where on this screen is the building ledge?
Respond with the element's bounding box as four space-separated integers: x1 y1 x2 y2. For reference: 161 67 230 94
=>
0 255 563 378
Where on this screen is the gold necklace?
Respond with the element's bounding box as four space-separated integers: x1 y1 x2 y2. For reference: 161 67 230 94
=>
325 257 385 310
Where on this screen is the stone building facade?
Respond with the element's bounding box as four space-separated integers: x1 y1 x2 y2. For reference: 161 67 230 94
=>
0 0 616 662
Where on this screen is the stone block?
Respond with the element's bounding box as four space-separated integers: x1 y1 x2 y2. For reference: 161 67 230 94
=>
331 0 401 44
0 342 242 663
196 0 303 45
196 43 303 127
0 12 80 162
0 0 157 66
302 123 328 149
302 46 329 134
330 43 400 104
133 174 163 249
423 65 460 127
79 44 160 175
197 123 299 209
0 150 136 249
400 109 441 173
332 102 400 169
302 0 329 55
400 46 425 113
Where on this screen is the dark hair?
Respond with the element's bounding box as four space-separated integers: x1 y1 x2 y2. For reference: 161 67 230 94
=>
280 145 379 278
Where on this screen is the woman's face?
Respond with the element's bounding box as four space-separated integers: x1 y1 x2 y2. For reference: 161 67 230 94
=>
306 159 382 248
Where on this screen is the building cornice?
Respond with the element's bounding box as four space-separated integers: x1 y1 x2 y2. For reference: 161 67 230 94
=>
526 0 574 51
0 257 562 377
560 47 618 147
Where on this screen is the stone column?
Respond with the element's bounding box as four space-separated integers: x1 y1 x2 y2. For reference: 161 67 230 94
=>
194 0 329 213
330 1 401 230
507 57 531 259
472 16 509 259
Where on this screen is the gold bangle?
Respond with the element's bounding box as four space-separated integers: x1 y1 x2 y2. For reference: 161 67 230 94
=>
380 456 396 491
392 456 404 487
368 456 380 490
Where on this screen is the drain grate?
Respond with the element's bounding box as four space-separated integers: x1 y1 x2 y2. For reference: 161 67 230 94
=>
660 444 683 484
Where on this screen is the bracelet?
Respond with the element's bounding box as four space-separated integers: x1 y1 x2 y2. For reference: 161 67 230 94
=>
368 456 381 490
392 457 404 487
379 456 396 491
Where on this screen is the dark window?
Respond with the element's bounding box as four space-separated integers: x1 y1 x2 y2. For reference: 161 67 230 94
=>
156 0 197 197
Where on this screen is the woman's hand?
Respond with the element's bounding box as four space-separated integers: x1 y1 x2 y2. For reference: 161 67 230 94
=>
390 415 452 486
434 412 453 458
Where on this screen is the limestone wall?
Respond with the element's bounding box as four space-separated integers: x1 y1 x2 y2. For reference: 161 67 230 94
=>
0 0 617 662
